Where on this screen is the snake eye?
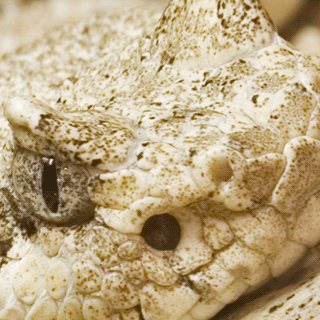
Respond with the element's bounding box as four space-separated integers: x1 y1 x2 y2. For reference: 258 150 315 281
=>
141 213 181 250
11 148 95 225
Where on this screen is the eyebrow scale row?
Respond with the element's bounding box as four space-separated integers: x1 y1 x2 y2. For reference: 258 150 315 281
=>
1 0 320 319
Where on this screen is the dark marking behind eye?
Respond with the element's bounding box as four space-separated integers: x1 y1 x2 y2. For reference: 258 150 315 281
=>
252 94 259 104
168 56 175 65
42 157 59 213
141 213 181 251
0 240 12 257
203 79 213 87
19 217 37 237
189 149 197 157
91 159 102 167
157 64 164 72
37 113 53 130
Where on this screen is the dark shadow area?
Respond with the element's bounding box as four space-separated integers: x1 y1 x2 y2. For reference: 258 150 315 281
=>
212 247 320 319
279 0 320 41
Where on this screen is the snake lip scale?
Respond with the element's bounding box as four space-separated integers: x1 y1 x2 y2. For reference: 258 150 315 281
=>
1 0 320 319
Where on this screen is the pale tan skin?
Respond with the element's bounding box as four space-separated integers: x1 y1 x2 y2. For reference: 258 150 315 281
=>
1 1 320 319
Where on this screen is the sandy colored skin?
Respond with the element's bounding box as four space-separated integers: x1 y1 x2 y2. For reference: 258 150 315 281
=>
1 0 320 319
0 0 315 56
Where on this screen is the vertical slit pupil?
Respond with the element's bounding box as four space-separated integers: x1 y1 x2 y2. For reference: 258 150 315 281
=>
42 157 59 213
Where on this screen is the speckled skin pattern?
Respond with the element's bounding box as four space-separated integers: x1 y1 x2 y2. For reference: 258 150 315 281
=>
1 0 320 319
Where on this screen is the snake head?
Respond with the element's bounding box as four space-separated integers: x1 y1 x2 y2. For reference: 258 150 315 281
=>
1 0 320 320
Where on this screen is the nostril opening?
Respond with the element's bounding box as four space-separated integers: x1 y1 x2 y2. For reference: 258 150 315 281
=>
141 213 181 251
212 158 233 183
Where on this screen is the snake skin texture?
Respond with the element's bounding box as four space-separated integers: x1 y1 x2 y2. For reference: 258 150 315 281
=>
1 0 320 319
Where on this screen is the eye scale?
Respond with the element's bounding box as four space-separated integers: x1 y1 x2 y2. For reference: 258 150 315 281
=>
41 156 59 213
1 0 320 319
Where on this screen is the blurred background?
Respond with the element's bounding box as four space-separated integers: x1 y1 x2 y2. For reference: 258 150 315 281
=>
0 0 320 56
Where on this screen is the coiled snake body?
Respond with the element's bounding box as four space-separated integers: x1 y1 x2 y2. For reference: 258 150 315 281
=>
1 0 320 319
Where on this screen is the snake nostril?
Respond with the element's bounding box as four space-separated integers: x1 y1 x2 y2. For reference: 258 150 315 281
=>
141 213 181 251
